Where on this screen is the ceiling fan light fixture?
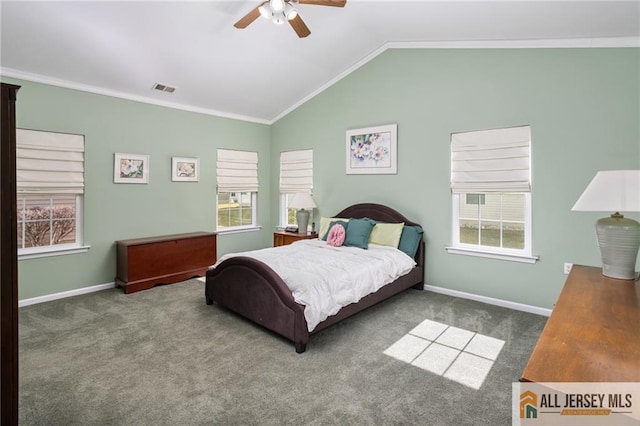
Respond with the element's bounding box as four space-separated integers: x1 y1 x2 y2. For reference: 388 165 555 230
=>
258 3 272 19
270 0 285 12
272 12 287 25
284 3 297 20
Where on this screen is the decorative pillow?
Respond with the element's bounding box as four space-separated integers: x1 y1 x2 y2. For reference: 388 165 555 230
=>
344 218 376 249
369 222 404 248
319 217 350 240
326 223 346 247
321 220 348 241
398 225 424 258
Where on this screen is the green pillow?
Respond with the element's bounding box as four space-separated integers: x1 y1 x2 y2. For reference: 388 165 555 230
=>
398 225 424 258
321 220 348 241
344 218 376 249
369 222 404 248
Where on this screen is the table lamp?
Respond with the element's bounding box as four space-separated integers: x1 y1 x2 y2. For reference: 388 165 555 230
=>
572 170 640 280
289 193 316 234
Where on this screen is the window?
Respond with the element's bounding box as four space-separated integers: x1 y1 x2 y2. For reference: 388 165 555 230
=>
17 194 80 249
280 193 297 227
217 191 256 228
16 129 86 258
448 126 536 263
456 192 528 250
216 149 258 231
279 149 313 227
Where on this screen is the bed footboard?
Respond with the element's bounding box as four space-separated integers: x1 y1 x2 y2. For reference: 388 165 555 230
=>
205 257 310 352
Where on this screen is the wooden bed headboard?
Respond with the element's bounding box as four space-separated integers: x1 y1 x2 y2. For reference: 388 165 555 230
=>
334 203 421 227
333 203 425 267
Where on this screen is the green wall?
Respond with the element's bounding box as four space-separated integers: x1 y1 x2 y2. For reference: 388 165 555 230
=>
270 48 640 309
5 47 640 308
4 78 272 300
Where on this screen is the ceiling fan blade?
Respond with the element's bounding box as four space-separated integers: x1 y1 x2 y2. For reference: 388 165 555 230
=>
297 0 346 7
289 15 311 38
234 4 262 29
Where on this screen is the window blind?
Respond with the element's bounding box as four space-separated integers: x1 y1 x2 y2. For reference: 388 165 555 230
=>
279 149 313 194
451 125 531 193
216 149 258 193
16 129 85 194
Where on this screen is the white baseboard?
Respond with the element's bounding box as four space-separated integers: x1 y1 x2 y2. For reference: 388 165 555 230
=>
19 282 116 307
423 284 552 317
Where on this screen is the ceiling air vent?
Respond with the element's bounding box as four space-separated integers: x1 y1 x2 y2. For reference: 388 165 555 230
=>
152 82 176 93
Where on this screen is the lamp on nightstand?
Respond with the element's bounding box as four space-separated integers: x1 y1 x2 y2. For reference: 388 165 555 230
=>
572 170 640 280
289 193 316 234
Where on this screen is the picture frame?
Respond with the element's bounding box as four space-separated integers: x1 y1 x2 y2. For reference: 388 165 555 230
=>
171 157 200 182
114 153 149 184
346 124 397 175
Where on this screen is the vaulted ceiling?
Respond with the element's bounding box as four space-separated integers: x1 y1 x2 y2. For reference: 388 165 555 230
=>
1 1 638 123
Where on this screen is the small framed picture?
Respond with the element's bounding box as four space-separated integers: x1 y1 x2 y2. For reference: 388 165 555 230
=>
172 157 199 182
114 153 149 184
346 124 397 175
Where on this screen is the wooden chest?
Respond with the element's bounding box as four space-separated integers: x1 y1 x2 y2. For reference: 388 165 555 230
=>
115 232 216 294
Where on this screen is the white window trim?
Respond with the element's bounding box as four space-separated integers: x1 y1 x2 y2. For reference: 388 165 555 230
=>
445 246 538 264
19 244 90 260
446 192 538 264
215 192 258 232
280 193 288 227
215 225 262 236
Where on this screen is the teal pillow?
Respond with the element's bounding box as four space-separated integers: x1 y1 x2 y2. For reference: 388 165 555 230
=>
344 218 376 249
322 220 348 241
398 225 424 258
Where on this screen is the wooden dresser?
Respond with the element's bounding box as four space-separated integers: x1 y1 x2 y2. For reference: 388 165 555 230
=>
521 265 640 382
115 232 216 294
273 231 318 247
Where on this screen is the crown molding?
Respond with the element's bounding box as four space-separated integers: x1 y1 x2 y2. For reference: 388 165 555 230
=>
0 68 271 125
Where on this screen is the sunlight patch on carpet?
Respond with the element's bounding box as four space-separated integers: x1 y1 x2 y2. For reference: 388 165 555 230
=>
383 319 505 390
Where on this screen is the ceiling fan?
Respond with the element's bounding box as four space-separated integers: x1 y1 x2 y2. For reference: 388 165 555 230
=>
234 0 347 38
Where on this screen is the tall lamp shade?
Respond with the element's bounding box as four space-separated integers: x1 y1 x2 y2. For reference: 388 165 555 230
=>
289 193 316 234
572 170 640 280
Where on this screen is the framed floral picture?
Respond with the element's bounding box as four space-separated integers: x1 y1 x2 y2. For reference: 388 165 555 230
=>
114 153 149 184
172 157 199 182
345 124 397 174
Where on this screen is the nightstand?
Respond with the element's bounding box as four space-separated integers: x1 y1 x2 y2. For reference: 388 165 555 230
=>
273 231 318 247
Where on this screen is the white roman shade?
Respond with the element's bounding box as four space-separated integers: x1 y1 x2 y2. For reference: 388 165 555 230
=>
216 149 258 193
16 129 85 194
451 125 531 193
279 149 313 194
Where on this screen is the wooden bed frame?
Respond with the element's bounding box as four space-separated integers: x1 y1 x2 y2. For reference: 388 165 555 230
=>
205 203 425 353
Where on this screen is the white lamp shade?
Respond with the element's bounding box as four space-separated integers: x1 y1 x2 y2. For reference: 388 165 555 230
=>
288 193 316 210
572 170 640 213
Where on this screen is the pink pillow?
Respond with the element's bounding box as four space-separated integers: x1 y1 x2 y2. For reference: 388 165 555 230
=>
326 223 346 247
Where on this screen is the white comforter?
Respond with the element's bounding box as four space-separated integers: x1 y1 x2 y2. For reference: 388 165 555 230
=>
213 239 416 332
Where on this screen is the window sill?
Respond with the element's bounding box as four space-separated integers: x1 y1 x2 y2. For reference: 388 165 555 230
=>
445 246 539 264
216 225 262 236
18 245 91 261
